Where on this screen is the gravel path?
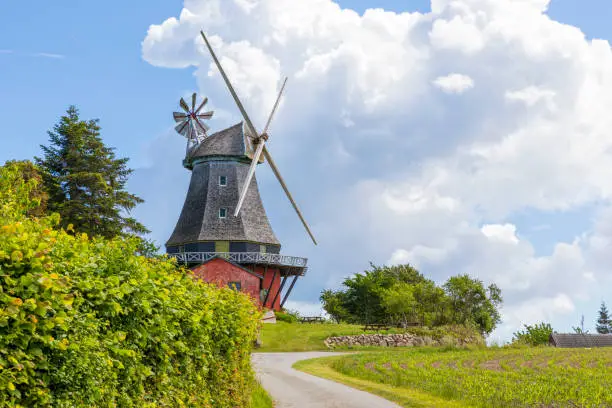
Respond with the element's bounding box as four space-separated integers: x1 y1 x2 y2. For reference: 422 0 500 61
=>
252 352 400 408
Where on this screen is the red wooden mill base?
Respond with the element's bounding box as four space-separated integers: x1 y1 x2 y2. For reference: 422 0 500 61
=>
191 257 293 311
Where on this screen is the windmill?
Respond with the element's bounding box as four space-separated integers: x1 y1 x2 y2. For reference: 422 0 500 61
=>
200 30 317 245
173 93 214 153
164 31 317 312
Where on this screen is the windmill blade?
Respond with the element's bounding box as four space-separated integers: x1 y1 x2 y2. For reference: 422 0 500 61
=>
194 118 210 134
200 30 259 148
175 120 189 136
180 98 190 113
263 146 317 245
263 77 288 135
173 112 187 123
234 140 266 217
197 111 214 119
195 97 209 114
192 93 197 111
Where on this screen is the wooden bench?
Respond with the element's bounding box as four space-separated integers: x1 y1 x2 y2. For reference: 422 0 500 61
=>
299 316 325 323
362 323 391 331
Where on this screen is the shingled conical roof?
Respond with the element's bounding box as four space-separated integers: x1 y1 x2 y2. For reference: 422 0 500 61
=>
166 122 280 248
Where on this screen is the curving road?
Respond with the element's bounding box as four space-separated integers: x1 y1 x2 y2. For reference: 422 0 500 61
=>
252 352 400 408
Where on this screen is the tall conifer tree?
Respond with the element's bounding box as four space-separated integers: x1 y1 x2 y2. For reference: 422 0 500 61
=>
36 106 148 238
596 301 611 334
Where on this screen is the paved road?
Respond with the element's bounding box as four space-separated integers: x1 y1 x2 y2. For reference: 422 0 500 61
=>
252 352 400 408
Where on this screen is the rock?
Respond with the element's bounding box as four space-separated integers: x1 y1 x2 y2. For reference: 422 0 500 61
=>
323 332 476 348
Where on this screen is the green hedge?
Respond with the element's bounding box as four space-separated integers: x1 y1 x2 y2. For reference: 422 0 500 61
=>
0 163 261 407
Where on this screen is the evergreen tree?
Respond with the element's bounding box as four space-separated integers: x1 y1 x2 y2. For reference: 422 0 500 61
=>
596 301 611 334
36 106 148 238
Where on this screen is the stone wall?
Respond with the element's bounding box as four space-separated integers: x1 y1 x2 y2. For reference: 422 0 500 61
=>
324 333 479 348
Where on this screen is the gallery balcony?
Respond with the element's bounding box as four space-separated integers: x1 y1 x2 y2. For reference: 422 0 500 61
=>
167 252 308 276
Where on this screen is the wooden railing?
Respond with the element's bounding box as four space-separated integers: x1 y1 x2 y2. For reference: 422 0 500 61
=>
168 252 308 270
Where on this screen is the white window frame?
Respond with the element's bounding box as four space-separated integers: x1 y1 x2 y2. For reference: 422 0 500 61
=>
219 208 227 219
219 175 227 186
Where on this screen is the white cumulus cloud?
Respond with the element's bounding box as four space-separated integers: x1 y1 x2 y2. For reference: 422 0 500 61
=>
433 73 475 94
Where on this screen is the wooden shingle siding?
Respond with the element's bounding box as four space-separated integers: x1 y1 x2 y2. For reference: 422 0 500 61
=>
166 122 280 249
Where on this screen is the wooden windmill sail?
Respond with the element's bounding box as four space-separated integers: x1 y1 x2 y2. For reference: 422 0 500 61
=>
165 30 316 311
200 31 317 245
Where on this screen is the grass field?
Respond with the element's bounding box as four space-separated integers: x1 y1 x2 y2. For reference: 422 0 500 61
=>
295 347 612 407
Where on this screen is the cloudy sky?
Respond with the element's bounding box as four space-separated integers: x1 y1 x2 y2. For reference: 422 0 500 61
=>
2 0 612 341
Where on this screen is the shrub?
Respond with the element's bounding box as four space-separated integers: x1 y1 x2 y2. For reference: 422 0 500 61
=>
512 322 554 346
275 309 300 324
0 162 261 407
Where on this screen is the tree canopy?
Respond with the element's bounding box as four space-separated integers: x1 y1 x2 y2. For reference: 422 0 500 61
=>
36 106 147 239
320 264 503 335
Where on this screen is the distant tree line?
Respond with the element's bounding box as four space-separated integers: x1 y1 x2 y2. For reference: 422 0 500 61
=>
320 263 503 335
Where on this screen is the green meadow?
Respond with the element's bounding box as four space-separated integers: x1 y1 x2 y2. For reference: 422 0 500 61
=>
295 346 612 408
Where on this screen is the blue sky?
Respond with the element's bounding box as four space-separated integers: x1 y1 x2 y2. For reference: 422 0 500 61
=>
2 0 612 339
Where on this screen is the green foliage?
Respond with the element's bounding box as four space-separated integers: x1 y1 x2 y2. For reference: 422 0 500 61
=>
319 289 349 323
443 275 502 335
300 347 612 408
321 264 428 325
321 264 502 335
596 302 611 334
36 106 147 239
381 282 420 328
2 160 48 218
512 322 553 346
274 309 300 324
0 162 44 222
0 163 260 407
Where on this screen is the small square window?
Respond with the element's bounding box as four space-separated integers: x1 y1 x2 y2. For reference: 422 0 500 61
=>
219 208 227 218
228 281 241 291
219 176 227 186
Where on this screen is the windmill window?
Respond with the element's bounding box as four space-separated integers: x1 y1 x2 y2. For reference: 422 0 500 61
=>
219 208 227 218
219 176 227 186
228 281 241 291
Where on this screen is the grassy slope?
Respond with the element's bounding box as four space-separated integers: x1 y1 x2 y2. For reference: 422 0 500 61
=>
295 347 612 408
257 322 473 352
250 382 274 408
258 322 368 352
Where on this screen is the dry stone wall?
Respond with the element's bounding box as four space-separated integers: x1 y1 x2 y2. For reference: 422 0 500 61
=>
324 333 479 348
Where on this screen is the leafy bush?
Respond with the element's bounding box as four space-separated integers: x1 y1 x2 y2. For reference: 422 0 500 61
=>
275 309 300 324
0 162 261 407
512 322 554 346
320 264 502 335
